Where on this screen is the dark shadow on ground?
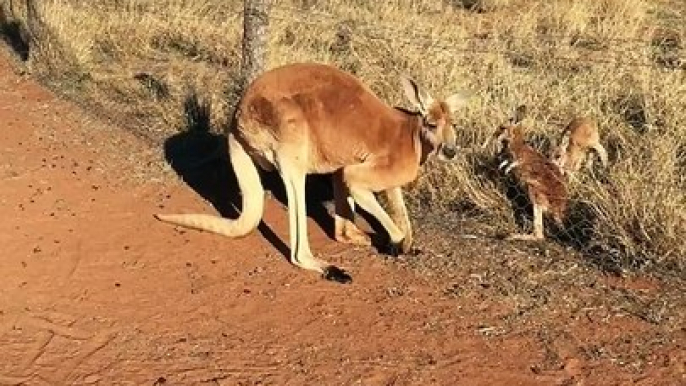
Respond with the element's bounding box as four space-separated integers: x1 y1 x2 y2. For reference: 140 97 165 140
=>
0 5 30 61
470 150 533 236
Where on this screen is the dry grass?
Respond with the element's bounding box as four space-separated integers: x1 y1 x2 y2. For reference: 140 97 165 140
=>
1 0 685 274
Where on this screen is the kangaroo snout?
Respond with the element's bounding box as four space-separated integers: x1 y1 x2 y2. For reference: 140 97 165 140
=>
440 144 458 160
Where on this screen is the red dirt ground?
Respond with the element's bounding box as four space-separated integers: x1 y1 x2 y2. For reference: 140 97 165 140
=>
0 53 683 385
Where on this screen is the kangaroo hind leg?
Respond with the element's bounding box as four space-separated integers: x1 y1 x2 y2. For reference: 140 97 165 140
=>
278 160 352 284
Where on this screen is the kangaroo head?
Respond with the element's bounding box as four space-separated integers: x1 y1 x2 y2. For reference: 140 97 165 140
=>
550 134 571 170
483 104 527 152
400 75 472 161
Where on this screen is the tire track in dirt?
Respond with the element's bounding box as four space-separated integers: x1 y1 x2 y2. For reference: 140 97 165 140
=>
56 330 118 385
0 311 118 384
17 330 53 375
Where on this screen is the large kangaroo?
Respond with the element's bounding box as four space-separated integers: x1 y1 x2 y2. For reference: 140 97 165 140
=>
155 62 472 283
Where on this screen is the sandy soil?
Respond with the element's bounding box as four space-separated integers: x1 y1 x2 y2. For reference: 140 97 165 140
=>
0 53 683 385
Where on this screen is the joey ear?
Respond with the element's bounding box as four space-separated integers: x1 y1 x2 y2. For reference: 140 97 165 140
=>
511 104 527 124
482 126 505 150
444 90 474 115
496 127 510 143
559 133 570 150
400 74 434 116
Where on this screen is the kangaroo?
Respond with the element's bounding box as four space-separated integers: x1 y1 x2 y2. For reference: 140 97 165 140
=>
155 62 472 283
550 117 608 177
485 105 568 241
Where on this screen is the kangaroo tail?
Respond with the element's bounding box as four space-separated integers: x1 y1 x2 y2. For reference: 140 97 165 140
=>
154 133 264 238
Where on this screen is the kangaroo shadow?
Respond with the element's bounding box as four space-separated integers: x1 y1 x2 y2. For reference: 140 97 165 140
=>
162 91 389 260
471 150 533 235
553 199 596 246
553 197 627 275
0 5 30 61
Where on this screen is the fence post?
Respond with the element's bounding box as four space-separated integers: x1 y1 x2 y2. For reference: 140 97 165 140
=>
240 0 271 90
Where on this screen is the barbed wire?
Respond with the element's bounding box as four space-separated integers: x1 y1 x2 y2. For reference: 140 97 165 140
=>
23 0 677 70
266 5 684 71
62 2 682 47
274 4 675 43
85 2 683 71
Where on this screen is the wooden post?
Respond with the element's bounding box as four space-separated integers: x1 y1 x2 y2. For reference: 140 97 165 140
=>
240 0 271 90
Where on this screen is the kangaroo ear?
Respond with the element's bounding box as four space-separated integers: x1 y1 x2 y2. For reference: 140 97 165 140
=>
559 133 570 150
498 125 512 144
511 104 527 124
400 75 434 116
482 126 506 150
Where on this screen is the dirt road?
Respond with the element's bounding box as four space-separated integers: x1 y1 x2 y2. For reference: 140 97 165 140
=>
0 54 683 385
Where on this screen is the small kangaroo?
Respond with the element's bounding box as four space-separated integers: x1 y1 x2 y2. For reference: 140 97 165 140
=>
486 105 568 241
550 117 608 177
155 62 473 283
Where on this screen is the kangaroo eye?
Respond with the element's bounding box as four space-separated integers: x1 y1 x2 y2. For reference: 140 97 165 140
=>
425 121 438 129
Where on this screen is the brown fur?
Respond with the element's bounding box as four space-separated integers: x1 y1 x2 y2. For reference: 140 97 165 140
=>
550 117 608 176
155 62 472 283
490 106 568 241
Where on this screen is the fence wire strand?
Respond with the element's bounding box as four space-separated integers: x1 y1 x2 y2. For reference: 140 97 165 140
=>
78 1 684 71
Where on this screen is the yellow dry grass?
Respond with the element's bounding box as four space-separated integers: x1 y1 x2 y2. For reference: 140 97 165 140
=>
2 0 684 272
